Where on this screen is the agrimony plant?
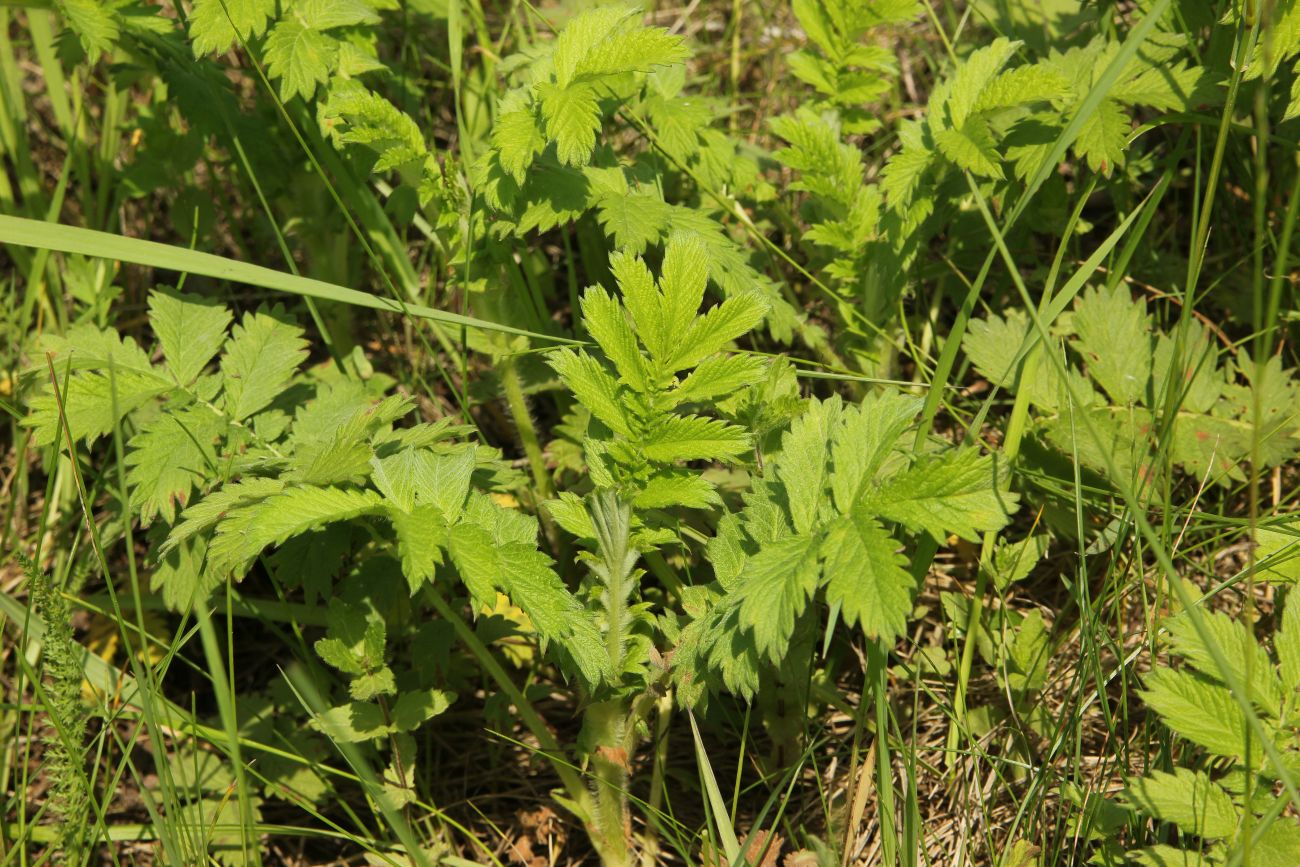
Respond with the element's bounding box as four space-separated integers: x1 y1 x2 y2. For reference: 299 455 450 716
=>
1108 599 1300 863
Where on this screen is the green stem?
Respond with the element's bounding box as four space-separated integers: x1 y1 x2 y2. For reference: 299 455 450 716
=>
947 344 1038 756
499 356 554 502
586 493 639 866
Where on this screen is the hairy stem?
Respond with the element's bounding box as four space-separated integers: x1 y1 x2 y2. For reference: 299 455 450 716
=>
587 492 639 865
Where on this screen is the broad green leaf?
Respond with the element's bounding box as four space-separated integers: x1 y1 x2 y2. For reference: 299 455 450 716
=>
1152 324 1221 414
549 349 632 436
1255 818 1300 866
1163 609 1281 710
150 534 219 613
164 477 287 551
640 414 750 463
1257 519 1300 584
296 0 379 30
1281 594 1300 703
25 367 172 446
573 23 687 81
974 63 1069 112
148 288 232 386
543 492 598 540
830 391 922 513
659 235 711 353
388 505 447 593
391 689 454 732
206 486 385 577
867 449 1016 542
325 87 427 172
672 354 766 406
985 533 1050 591
126 403 227 525
314 701 388 742
935 120 1003 178
189 0 276 56
581 285 647 390
264 18 337 102
1072 97 1129 174
550 5 636 87
55 0 119 56
537 81 601 167
1121 769 1238 838
447 522 611 688
219 307 309 420
775 396 840 535
820 511 911 641
289 425 374 487
941 37 1019 127
1140 667 1259 762
349 668 397 701
611 249 667 358
669 292 768 371
492 91 545 183
1071 284 1151 405
736 534 821 663
633 471 720 509
596 191 670 255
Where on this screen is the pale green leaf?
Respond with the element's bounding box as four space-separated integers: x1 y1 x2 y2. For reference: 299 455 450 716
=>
537 81 601 167
829 391 922 514
670 292 768 371
775 396 840 535
126 403 227 525
659 234 711 350
580 285 647 389
942 37 1020 128
736 534 821 663
492 95 545 183
148 288 232 386
1073 97 1129 175
572 23 687 82
388 505 447 593
935 120 1003 178
1163 609 1281 710
973 63 1069 112
543 492 598 540
866 449 1017 541
55 0 119 56
549 349 632 436
189 0 276 56
206 486 385 577
1140 667 1259 762
671 354 766 406
219 307 309 420
265 18 337 102
611 248 667 359
25 368 172 447
391 689 454 732
640 414 750 463
633 471 719 510
1279 593 1300 703
1122 769 1238 838
165 477 286 551
296 0 379 30
821 511 912 641
550 5 636 88
1071 284 1152 405
596 191 670 254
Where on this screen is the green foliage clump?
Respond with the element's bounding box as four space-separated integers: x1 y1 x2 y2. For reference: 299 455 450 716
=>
1107 598 1300 864
964 285 1300 491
